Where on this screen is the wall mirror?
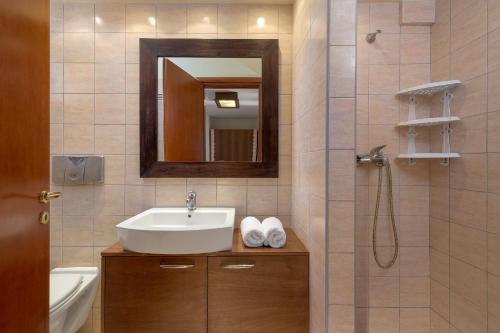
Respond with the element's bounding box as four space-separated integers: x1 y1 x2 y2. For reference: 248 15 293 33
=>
140 39 278 178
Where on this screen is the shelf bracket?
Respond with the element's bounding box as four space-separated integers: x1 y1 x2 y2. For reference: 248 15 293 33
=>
407 126 417 166
440 123 453 166
408 95 417 121
441 90 453 117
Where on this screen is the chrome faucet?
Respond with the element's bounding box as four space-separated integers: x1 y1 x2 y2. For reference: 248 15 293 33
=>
186 191 197 212
356 145 387 167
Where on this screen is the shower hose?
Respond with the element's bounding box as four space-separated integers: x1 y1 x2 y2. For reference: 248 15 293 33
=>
372 161 398 269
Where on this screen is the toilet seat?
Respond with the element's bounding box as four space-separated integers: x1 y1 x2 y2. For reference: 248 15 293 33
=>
49 274 83 313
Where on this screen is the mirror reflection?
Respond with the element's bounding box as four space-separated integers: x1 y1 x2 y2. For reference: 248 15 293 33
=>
157 57 262 162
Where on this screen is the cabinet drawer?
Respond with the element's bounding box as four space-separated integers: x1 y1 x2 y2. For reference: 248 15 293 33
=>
103 256 207 333
208 255 309 333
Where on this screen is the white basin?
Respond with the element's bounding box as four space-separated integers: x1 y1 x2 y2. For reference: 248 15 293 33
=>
116 208 235 254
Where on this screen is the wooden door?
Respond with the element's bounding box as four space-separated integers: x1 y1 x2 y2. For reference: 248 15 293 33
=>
208 256 309 333
0 1 50 332
164 59 205 161
103 256 207 333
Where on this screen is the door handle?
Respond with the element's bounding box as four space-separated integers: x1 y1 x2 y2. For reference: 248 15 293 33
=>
160 264 195 269
39 191 62 204
221 263 255 270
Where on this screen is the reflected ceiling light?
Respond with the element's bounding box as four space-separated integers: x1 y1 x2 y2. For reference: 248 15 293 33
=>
202 16 210 24
256 17 266 28
215 91 239 109
148 16 156 26
95 16 102 25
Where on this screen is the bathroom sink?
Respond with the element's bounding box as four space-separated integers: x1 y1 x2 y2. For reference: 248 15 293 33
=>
116 208 235 254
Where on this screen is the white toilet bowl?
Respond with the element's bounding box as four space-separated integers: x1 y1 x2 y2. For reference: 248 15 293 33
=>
50 267 99 333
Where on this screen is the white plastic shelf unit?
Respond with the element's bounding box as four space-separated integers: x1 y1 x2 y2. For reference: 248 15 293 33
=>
396 80 462 165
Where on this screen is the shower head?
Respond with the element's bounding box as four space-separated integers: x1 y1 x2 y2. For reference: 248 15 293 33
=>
366 29 382 43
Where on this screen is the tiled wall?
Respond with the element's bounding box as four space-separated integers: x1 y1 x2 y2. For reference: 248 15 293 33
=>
429 0 500 332
356 2 432 332
49 2 293 332
291 0 328 331
327 0 357 332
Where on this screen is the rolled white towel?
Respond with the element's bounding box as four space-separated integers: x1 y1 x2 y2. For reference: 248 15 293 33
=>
240 216 265 248
262 217 287 248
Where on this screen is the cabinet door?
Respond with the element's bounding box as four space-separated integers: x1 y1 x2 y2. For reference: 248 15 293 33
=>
208 256 309 333
103 256 207 333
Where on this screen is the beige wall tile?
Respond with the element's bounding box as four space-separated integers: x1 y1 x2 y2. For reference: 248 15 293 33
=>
431 279 450 319
126 4 156 33
125 33 155 64
95 94 125 125
400 246 430 277
452 75 487 118
217 5 247 34
400 308 430 333
64 63 94 93
401 33 431 64
488 193 500 234
63 94 94 124
369 33 400 65
489 70 500 113
401 0 435 25
329 201 355 252
156 4 186 34
450 0 487 52
95 63 125 94
62 186 94 216
50 33 63 63
400 215 429 246
94 185 125 216
431 248 450 287
63 124 94 154
64 33 94 63
124 185 155 215
51 63 63 94
330 46 356 97
430 218 450 254
95 3 126 33
248 5 278 34
368 65 399 94
430 309 450 333
95 125 125 155
62 247 93 266
330 0 356 46
450 153 487 191
450 292 487 333
187 5 218 34
356 308 399 333
103 155 125 185
450 223 487 269
450 258 487 310
51 2 63 33
488 233 500 276
64 3 94 33
126 64 139 94
450 189 487 230
329 98 355 149
95 33 125 63
401 277 430 307
247 186 278 216
450 36 487 82
369 2 400 34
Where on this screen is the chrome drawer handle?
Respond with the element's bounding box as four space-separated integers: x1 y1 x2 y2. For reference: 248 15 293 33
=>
160 264 195 269
221 263 255 270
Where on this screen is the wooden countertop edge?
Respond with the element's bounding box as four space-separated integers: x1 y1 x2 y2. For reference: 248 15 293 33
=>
102 227 308 257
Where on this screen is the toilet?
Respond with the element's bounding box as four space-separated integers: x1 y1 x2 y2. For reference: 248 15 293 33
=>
50 267 99 333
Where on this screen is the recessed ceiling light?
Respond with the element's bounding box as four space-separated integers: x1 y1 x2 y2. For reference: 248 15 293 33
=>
95 16 102 25
202 16 210 24
215 91 239 109
257 17 266 28
148 16 156 26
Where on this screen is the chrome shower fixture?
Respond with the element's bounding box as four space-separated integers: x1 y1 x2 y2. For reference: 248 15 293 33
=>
366 29 382 43
356 145 399 269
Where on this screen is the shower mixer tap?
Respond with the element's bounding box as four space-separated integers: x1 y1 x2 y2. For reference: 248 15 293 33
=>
356 145 387 167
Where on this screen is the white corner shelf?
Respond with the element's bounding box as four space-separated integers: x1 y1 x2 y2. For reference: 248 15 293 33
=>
397 80 462 96
398 153 461 159
397 80 462 165
397 116 460 127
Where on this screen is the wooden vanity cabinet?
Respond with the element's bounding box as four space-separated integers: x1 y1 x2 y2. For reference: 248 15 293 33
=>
208 256 309 333
102 256 207 333
101 229 309 333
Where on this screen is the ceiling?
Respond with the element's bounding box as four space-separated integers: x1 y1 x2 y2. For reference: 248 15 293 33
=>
62 0 293 4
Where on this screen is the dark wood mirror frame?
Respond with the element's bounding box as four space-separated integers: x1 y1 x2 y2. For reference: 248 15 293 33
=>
140 39 279 178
